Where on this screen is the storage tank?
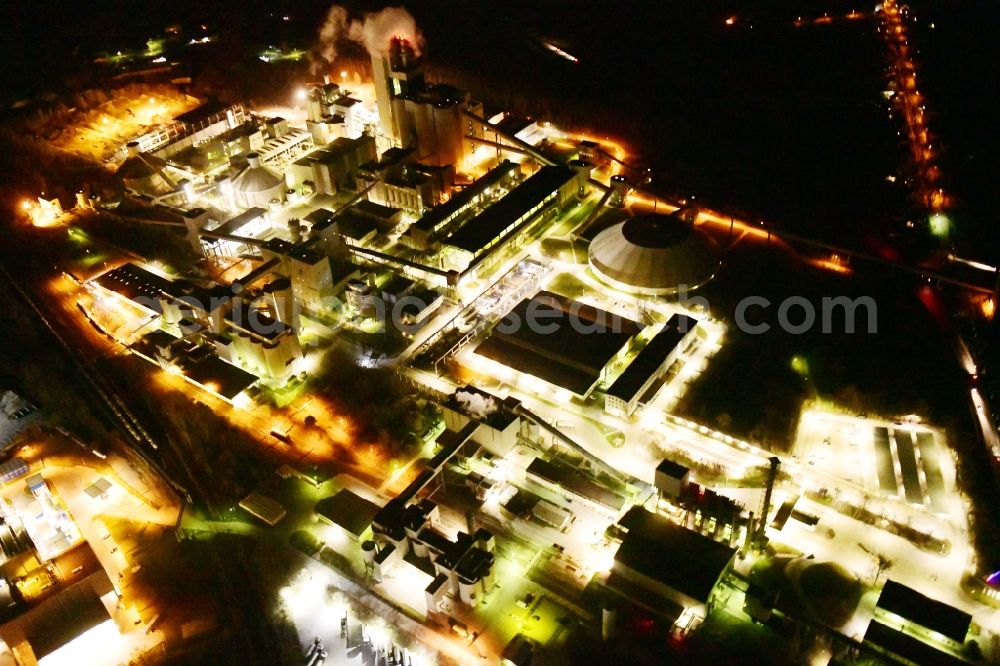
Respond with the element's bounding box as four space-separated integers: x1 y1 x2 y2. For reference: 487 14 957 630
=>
263 277 298 329
602 602 618 641
362 539 378 565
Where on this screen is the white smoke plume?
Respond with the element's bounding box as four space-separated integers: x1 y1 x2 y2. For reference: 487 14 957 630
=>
314 4 423 66
455 390 498 419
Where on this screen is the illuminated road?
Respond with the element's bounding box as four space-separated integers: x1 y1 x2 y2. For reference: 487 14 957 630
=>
878 0 948 218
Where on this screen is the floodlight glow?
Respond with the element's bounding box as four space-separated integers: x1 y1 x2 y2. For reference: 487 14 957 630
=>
928 212 950 238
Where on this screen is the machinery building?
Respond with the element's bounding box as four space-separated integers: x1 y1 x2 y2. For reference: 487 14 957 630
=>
305 80 349 144
608 507 735 629
287 135 377 195
604 313 701 417
864 580 973 666
589 212 720 296
91 261 304 384
370 498 496 610
440 386 523 457
654 459 691 501
401 160 519 251
371 36 484 165
474 291 642 398
116 141 173 195
440 165 587 273
230 153 286 208
357 146 455 211
316 489 381 544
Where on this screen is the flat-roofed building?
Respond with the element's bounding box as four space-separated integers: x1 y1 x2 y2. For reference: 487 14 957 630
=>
604 313 699 417
609 507 735 627
308 135 377 195
525 457 628 519
239 491 286 526
442 165 583 272
654 459 691 500
332 211 378 247
402 160 520 251
474 291 642 398
865 579 973 664
316 490 381 543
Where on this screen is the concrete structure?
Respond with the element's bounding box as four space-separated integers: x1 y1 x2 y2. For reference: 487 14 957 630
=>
306 80 349 144
291 136 377 195
864 580 973 665
589 212 720 295
441 386 522 457
371 37 484 164
231 153 285 208
604 313 700 417
358 147 454 211
116 142 171 195
316 490 381 543
609 508 735 627
371 498 495 609
654 459 691 500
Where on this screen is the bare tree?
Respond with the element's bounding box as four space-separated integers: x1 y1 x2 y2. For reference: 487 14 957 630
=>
859 543 893 584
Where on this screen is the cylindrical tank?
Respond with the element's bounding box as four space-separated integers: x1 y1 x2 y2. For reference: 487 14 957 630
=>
609 175 630 208
602 603 618 641
264 277 297 329
362 539 378 565
288 217 302 244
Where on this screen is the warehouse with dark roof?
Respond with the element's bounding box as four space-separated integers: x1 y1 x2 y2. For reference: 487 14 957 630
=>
609 507 735 623
473 291 642 396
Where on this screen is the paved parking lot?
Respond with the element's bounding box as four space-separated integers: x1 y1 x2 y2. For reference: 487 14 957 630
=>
794 411 952 512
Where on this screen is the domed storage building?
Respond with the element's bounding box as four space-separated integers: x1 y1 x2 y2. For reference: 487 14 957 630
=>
231 152 285 208
117 141 170 194
588 212 719 295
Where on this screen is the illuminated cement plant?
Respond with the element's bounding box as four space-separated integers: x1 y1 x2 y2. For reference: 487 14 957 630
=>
1 3 998 666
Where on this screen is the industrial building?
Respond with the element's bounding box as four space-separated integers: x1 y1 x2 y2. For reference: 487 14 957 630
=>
401 160 520 251
116 142 173 195
525 457 628 519
589 212 720 295
316 490 381 543
92 262 304 383
604 313 700 417
864 580 973 666
441 165 586 272
654 459 691 500
371 37 485 165
370 499 496 610
230 153 285 208
440 386 524 457
287 135 377 195
474 291 642 398
608 507 735 628
357 146 454 211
